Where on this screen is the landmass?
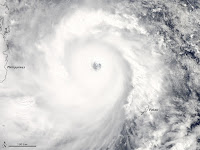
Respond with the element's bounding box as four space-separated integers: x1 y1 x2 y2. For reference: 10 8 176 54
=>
0 0 9 83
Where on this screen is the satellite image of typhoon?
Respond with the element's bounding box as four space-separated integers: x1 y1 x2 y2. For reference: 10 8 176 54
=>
0 0 200 150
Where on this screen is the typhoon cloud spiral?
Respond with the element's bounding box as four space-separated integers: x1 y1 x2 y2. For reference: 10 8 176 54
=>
0 0 200 150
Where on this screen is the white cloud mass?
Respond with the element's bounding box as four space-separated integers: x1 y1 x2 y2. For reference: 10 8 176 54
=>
0 0 199 150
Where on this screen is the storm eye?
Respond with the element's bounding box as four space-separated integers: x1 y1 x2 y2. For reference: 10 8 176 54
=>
92 62 102 71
